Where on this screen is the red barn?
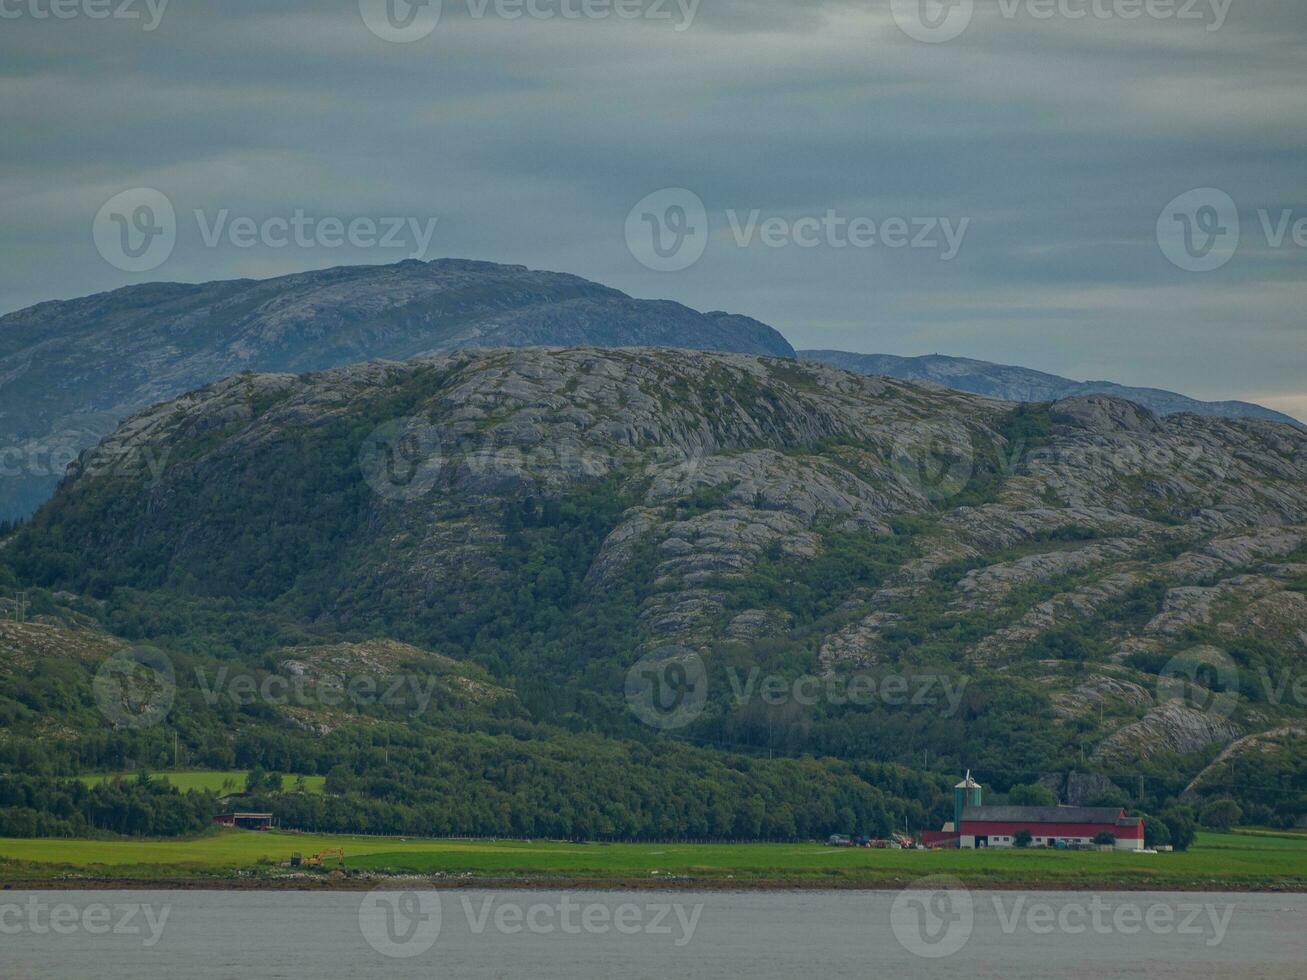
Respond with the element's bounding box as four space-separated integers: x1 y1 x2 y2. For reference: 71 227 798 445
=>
957 804 1143 850
920 772 1144 850
213 812 274 831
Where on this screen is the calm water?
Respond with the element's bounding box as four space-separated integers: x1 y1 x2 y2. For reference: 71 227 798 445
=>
1 888 1304 979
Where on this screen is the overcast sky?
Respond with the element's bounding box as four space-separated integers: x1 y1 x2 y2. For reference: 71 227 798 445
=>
2 0 1304 418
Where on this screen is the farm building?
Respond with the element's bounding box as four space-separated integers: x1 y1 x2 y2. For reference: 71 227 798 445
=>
920 772 1144 851
213 812 274 831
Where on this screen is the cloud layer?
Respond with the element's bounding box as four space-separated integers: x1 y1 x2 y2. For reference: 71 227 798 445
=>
1 0 1304 416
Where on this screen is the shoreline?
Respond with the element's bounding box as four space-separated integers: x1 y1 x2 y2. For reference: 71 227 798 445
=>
5 875 1306 894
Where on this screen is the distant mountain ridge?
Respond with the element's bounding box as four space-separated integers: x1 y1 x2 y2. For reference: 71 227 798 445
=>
0 258 794 519
1 257 1297 521
800 350 1302 429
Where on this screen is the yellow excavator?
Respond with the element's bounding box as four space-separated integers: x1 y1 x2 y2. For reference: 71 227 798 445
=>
290 848 345 868
308 847 345 867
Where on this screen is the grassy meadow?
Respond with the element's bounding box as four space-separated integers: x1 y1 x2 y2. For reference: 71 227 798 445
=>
2 829 1305 890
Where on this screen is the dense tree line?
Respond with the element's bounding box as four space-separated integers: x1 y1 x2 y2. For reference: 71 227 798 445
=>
228 734 948 840
0 773 215 838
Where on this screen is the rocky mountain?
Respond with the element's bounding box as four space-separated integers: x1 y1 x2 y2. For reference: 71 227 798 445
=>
0 259 794 519
7 347 1307 823
801 350 1302 429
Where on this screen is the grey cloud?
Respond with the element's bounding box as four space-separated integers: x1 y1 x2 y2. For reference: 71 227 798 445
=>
0 0 1303 416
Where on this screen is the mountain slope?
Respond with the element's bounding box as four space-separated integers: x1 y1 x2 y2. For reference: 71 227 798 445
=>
801 350 1302 429
7 347 1307 823
0 259 794 519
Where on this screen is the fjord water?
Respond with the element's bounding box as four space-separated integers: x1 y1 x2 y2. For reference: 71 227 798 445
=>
2 889 1303 979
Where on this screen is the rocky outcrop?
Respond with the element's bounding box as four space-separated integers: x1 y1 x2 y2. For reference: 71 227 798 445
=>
1093 701 1242 763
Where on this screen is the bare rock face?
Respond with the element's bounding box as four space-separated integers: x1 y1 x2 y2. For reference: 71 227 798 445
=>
1216 591 1307 654
1050 674 1155 721
817 612 902 672
1145 576 1284 638
1050 395 1165 435
1094 701 1242 763
953 539 1141 608
1183 726 1307 796
1038 771 1128 806
727 609 793 642
971 573 1144 664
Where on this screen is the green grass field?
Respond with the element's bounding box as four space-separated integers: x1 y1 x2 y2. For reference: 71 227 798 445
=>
2 830 1306 890
77 770 326 795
